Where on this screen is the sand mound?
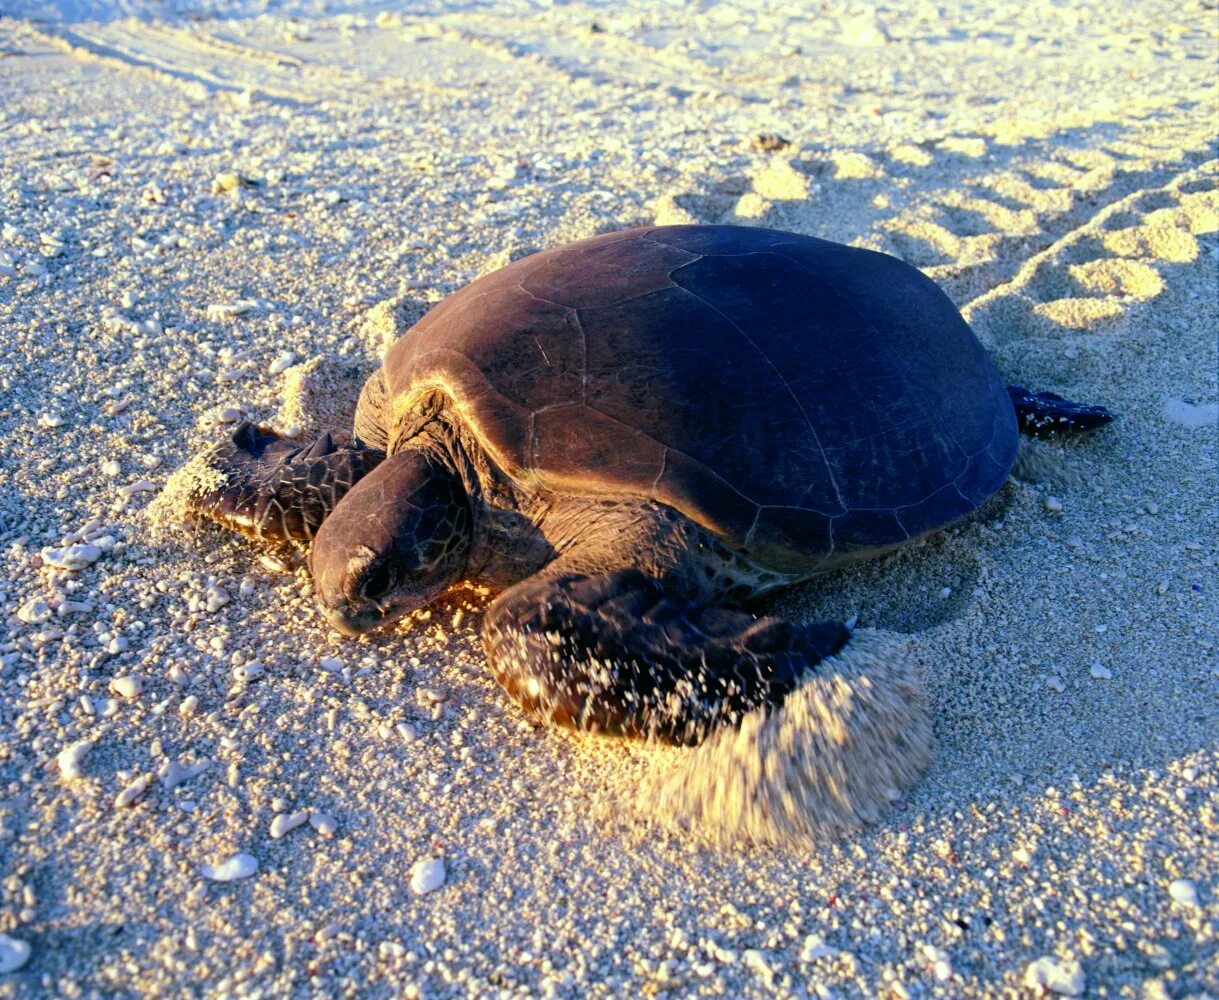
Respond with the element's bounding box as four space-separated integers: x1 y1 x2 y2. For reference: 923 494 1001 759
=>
640 630 932 846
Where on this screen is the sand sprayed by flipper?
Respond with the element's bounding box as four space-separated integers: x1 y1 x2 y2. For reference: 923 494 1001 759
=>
637 630 932 846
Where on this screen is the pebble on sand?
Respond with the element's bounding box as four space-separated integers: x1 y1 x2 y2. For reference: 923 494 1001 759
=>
0 933 31 974
270 810 310 839
158 759 209 790
205 586 231 613
232 661 264 683
410 858 446 895
799 934 839 962
1024 957 1086 996
57 739 94 779
110 675 143 698
40 544 102 570
309 811 338 836
1168 878 1199 908
268 352 296 374
17 599 53 625
114 773 153 808
206 300 258 322
201 853 259 882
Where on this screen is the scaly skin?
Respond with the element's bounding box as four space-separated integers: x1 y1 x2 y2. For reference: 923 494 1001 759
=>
189 422 384 543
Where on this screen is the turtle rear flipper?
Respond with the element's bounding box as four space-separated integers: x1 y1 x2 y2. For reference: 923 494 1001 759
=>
1007 386 1114 439
188 422 385 543
481 566 850 745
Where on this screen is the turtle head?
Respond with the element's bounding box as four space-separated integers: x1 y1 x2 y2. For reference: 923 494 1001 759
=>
310 449 472 636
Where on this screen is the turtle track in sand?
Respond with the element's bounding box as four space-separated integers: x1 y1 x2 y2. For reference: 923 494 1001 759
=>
654 96 1217 309
23 20 330 106
964 159 1218 346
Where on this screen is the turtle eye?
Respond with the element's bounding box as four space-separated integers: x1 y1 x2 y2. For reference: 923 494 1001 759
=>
362 563 393 601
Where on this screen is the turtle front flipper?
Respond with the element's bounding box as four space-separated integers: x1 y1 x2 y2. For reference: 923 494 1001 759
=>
1007 385 1114 439
188 422 385 543
481 567 850 746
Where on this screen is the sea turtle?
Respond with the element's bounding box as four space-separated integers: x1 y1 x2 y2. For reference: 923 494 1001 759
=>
186 225 1111 746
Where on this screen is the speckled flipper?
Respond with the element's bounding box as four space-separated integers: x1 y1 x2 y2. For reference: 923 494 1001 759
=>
1007 386 1113 439
188 422 385 542
482 568 850 746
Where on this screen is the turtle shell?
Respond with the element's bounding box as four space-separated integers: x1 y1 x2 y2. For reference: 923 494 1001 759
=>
383 225 1018 570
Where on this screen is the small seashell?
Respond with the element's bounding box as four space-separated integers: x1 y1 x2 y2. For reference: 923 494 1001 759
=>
259 554 288 573
180 695 200 718
0 933 31 974
101 460 121 477
201 853 258 881
409 857 446 895
309 811 338 836
1169 878 1199 908
38 413 65 429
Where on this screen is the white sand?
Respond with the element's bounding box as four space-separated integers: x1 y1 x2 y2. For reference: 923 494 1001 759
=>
0 1 1215 995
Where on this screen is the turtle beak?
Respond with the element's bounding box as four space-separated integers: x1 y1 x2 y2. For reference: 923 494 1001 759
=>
322 605 381 637
318 594 420 637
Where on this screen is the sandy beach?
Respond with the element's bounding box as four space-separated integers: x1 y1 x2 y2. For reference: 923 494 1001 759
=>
0 0 1215 995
